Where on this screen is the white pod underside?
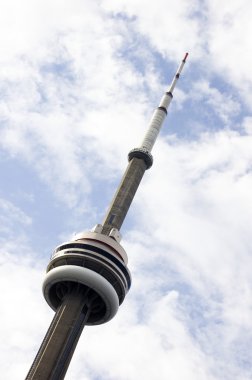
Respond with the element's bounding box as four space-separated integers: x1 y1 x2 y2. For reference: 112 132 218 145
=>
43 265 119 325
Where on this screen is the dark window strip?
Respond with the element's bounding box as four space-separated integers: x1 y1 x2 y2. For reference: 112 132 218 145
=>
56 249 128 290
55 243 131 288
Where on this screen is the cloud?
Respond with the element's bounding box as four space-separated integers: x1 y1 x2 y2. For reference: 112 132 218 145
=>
0 197 51 379
102 0 252 109
103 0 204 60
65 289 216 380
0 0 163 209
0 250 53 380
206 1 252 91
191 80 241 124
0 198 32 234
127 129 252 378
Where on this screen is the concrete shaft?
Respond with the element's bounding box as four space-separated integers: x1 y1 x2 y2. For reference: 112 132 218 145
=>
102 157 147 235
26 285 90 380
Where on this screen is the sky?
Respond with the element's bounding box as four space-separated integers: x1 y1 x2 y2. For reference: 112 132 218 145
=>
1 0 252 379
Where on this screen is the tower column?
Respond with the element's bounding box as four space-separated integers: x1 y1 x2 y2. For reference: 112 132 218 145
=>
26 284 91 380
26 53 188 380
102 157 147 235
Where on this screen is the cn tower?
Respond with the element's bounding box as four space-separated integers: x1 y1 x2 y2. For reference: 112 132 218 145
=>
26 53 188 380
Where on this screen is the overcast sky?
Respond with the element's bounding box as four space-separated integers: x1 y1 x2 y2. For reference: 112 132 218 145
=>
1 1 252 379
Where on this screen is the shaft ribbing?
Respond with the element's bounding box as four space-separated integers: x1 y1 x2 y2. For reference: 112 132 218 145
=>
26 284 91 380
102 157 147 235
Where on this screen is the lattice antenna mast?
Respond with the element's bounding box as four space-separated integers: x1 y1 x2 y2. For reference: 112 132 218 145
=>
101 52 189 236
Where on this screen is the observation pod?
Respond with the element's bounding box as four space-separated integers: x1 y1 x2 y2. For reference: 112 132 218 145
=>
43 225 131 325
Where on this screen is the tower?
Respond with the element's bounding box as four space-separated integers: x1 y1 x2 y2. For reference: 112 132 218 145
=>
26 53 188 380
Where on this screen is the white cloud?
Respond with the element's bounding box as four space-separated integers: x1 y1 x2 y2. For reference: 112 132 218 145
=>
103 0 204 60
0 0 162 208
128 130 252 377
0 250 53 380
0 198 32 231
192 80 241 123
102 0 252 109
206 1 252 89
65 290 216 380
0 197 51 379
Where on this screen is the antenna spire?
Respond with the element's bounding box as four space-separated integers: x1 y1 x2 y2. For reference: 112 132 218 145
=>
101 54 189 235
141 53 188 152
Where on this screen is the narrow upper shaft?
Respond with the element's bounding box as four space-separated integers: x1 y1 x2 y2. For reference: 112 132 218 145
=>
101 54 188 236
102 157 146 235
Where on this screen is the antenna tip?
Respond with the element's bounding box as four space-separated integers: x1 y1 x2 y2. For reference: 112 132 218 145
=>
183 52 189 62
